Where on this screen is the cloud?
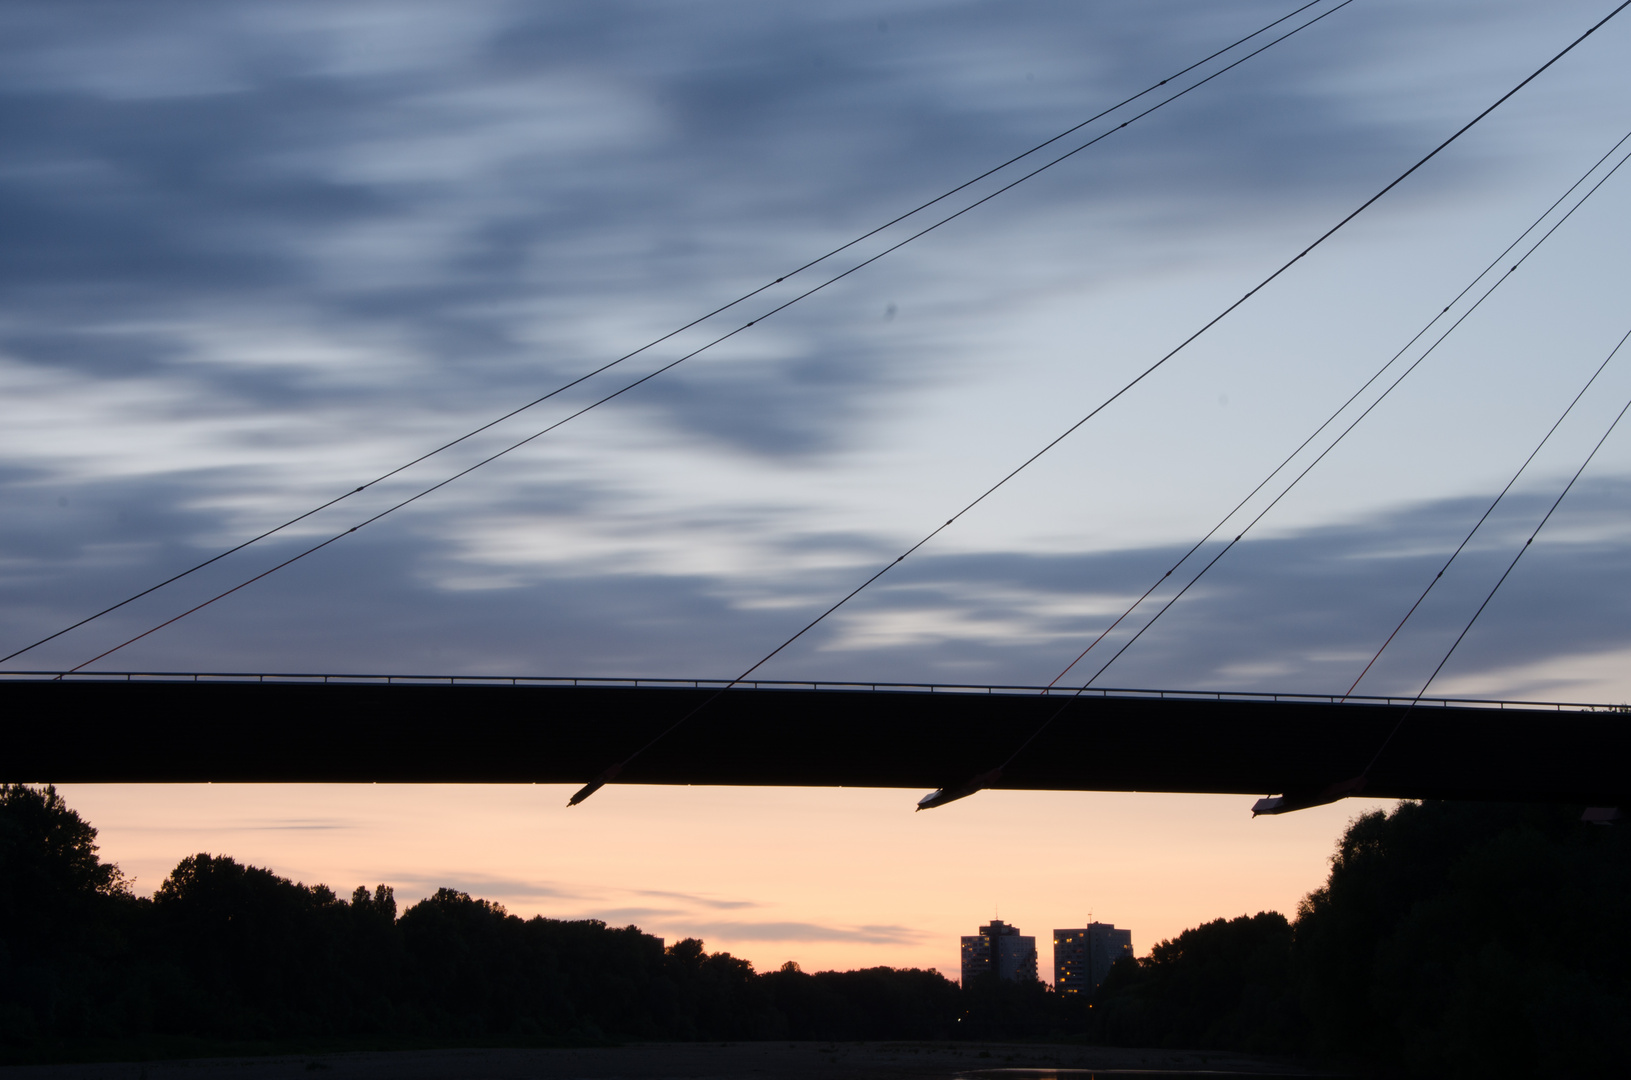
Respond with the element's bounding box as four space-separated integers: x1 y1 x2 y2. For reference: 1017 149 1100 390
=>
2 0 1627 708
660 920 928 945
0 0 1480 468
112 816 361 834
369 882 922 944
383 871 588 902
8 468 1631 705
239 817 353 831
369 880 763 923
564 907 683 924
634 888 760 911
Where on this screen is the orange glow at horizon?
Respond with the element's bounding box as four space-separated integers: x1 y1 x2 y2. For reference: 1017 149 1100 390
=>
58 783 1394 981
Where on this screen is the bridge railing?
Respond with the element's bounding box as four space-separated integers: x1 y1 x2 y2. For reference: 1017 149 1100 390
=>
1 669 1624 713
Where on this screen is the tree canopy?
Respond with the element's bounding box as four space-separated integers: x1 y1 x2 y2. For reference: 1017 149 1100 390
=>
4 784 1628 1077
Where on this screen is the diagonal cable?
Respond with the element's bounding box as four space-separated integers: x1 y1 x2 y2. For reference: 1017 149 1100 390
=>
1047 127 1631 693
1345 325 1631 698
0 0 1341 667
931 304 1631 808
1067 131 1631 695
1360 362 1631 780
49 1 1360 678
1049 124 1631 692
567 0 1631 808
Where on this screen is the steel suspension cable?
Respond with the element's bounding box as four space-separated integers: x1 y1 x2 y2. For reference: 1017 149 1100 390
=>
1360 360 1631 782
921 185 1631 810
1050 124 1631 694
0 0 1341 668
1063 139 1631 697
49 2 1361 679
568 1 1631 808
1345 325 1631 698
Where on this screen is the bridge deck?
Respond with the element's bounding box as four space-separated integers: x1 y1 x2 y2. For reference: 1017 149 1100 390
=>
4 674 1626 804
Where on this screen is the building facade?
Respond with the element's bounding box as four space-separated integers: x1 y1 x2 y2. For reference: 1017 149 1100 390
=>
960 919 1038 985
1053 922 1134 994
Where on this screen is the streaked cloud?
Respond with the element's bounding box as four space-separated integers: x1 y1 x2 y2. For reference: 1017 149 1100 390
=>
662 920 929 945
635 888 761 911
3 1 1628 697
383 871 589 903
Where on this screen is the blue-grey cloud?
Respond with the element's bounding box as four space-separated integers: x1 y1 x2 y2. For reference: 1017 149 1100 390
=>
3 0 1627 704
384 872 587 903
662 920 928 945
635 889 759 911
0 0 1515 460
113 816 361 834
239 817 353 832
579 907 686 924
812 478 1631 701
9 464 1629 704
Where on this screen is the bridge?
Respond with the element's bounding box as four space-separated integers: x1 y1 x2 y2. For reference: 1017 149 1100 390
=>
6 673 1626 812
5 7 1631 820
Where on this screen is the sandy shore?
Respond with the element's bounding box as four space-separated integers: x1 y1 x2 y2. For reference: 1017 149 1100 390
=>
0 1041 1337 1079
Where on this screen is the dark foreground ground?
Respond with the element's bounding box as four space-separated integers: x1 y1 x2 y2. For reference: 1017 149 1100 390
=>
0 1042 1336 1080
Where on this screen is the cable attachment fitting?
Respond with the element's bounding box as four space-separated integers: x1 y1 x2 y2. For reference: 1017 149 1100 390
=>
916 767 1004 811
1250 775 1366 816
568 761 624 807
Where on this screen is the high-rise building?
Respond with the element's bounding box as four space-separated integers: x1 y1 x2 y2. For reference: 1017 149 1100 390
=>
1053 922 1133 995
960 919 1038 985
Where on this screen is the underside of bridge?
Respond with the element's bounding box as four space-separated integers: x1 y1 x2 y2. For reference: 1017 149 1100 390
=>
4 677 1626 807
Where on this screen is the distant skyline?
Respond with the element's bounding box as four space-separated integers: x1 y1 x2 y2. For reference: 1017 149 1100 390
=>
11 0 1631 972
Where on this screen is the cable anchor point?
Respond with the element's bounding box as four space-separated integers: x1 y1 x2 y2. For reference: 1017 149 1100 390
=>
568 762 624 807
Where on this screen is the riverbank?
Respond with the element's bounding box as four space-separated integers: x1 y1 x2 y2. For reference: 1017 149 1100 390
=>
0 1041 1337 1079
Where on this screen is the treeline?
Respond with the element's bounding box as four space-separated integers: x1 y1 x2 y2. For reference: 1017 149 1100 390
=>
1090 800 1631 1077
5 786 1630 1076
0 785 970 1056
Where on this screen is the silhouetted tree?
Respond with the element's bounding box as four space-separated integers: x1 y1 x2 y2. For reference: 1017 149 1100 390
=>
661 937 778 1039
8 785 1630 1074
395 889 692 1039
958 968 1064 1040
761 963 960 1039
149 854 360 1037
0 784 130 960
1089 801 1631 1076
1093 912 1298 1052
1295 801 1631 1078
0 784 137 1048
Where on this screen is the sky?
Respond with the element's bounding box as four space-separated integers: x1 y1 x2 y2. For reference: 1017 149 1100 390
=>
8 0 1631 978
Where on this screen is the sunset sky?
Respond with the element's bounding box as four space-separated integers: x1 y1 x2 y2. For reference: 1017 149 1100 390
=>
8 0 1631 978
